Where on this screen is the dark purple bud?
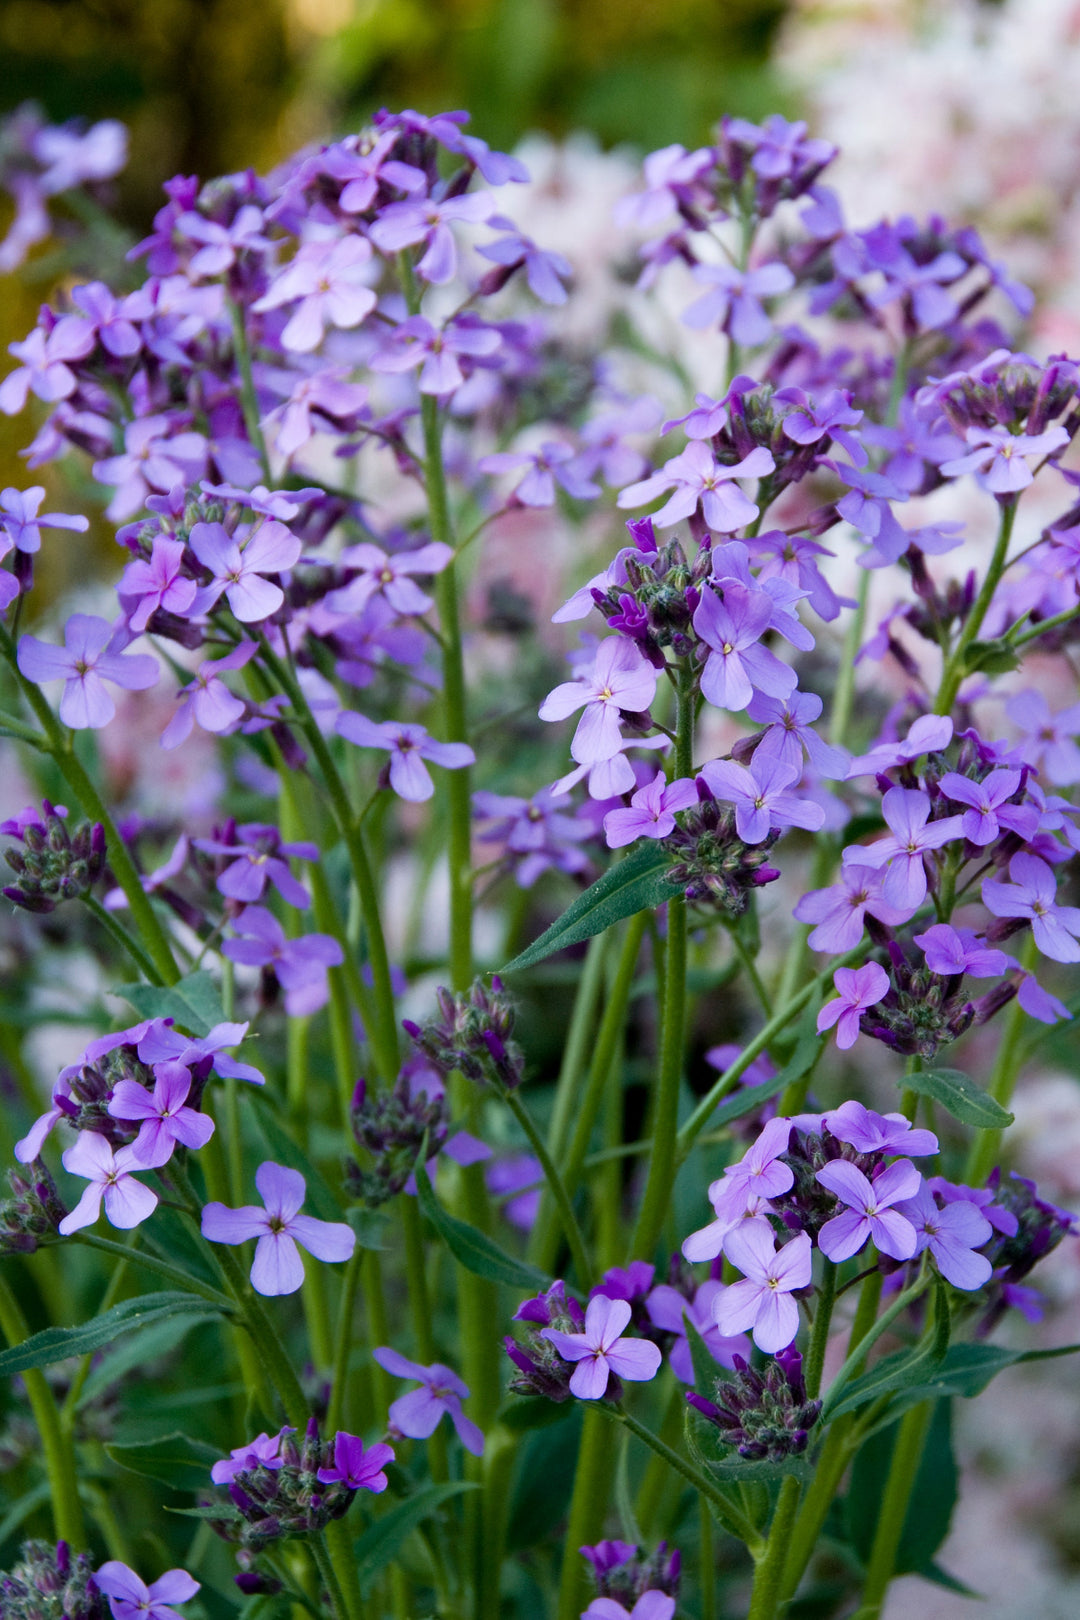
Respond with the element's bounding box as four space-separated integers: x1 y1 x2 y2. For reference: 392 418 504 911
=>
625 516 658 553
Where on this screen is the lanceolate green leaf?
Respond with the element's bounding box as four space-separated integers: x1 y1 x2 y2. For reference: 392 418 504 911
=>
0 1293 228 1378
354 1482 478 1593
415 1162 550 1292
112 969 227 1038
106 1430 222 1492
826 1281 950 1420
903 1068 1014 1130
501 843 680 975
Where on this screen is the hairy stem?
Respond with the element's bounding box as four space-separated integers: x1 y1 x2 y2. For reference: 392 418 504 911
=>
0 1269 85 1546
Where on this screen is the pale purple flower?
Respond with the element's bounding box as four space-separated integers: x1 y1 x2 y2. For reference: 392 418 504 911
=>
201 1160 355 1296
573 397 663 488
18 613 158 730
939 769 1039 846
727 113 835 179
912 923 1014 979
135 1017 264 1085
816 1160 921 1262
712 1225 812 1354
846 714 953 778
161 642 255 750
92 415 207 522
745 690 850 778
793 862 911 953
896 1182 993 1290
646 1280 749 1381
869 246 967 330
336 711 474 801
189 519 301 623
614 142 714 229
698 754 825 844
372 1346 485 1454
316 1432 395 1491
70 281 143 356
681 1192 774 1264
211 1427 294 1483
710 541 816 652
941 424 1069 493
477 224 572 303
683 261 795 345
983 852 1080 964
823 1100 938 1158
478 442 600 506
817 962 890 1050
539 638 658 766
176 204 270 277
1018 973 1072 1024
119 538 198 632
253 236 376 351
618 442 774 533
222 907 344 1016
266 367 369 458
540 1294 662 1400
846 787 964 910
473 786 591 888
108 1060 215 1164
326 541 454 617
93 1562 199 1620
0 486 88 554
1006 690 1080 785
694 581 797 712
550 734 669 801
34 117 127 192
710 1116 795 1211
193 823 316 909
777 386 865 463
0 317 95 414
58 1131 171 1235
371 314 502 395
583 1595 675 1620
369 192 496 283
603 770 699 848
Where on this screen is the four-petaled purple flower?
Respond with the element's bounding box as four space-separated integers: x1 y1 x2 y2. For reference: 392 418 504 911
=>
699 754 825 844
746 690 850 779
189 519 301 623
371 315 502 396
479 441 600 507
846 786 964 911
823 1100 938 1158
119 537 198 632
694 581 798 712
252 236 376 351
817 962 890 1050
912 923 1015 978
896 1181 993 1291
107 1061 215 1164
93 1562 200 1620
619 442 774 534
713 1225 812 1354
161 641 255 750
684 261 795 345
815 1159 921 1262
336 711 475 801
373 1346 486 1454
18 613 158 730
983 852 1080 963
846 714 953 778
0 485 89 553
316 1431 395 1491
1006 691 1080 785
193 822 316 909
540 1294 662 1400
201 1160 355 1296
793 862 911 953
326 541 454 617
58 1130 172 1235
368 192 496 283
939 769 1038 846
539 638 658 766
941 424 1070 494
211 1426 295 1483
222 907 345 1016
603 770 699 848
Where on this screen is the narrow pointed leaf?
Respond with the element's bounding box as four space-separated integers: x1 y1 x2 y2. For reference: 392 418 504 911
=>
0 1293 227 1378
415 1162 549 1291
903 1067 1014 1130
502 843 680 974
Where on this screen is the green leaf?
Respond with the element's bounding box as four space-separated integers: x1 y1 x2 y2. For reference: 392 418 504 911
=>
112 969 226 1038
685 1400 812 1486
845 1400 957 1575
251 1096 344 1223
685 1317 721 1396
0 1293 227 1378
106 1430 222 1492
354 1482 478 1594
962 636 1020 677
414 1162 549 1292
508 1406 583 1550
827 1280 950 1421
501 843 680 974
919 1560 983 1597
78 1312 216 1407
904 1067 1014 1130
0 1481 51 1549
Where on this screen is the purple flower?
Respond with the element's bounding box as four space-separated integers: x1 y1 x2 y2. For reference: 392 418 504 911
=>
93 1562 199 1620
478 442 600 506
912 923 1014 978
189 519 301 623
589 1261 656 1306
107 1060 215 1164
336 711 474 801
712 1225 812 1354
584 1595 675 1620
92 415 208 522
477 224 572 303
18 614 158 730
0 485 88 554
618 442 774 534
693 581 797 712
176 204 270 277
201 1160 355 1296
868 244 967 330
896 1182 993 1291
777 386 865 463
816 1160 921 1262
682 1193 774 1265
603 770 699 849
118 538 198 632
539 639 658 767
58 1130 171 1235
540 1294 662 1399
793 861 911 953
316 1431 395 1491
371 315 502 396
698 754 825 844
369 191 496 281
727 113 835 179
267 367 369 458
817 963 890 1050
711 1123 799 1208
252 236 376 351
473 786 591 888
983 852 1080 964
823 1100 938 1157
1006 690 1080 786
222 907 344 1016
615 141 714 229
746 690 850 778
193 822 316 909
373 1346 485 1454
211 1427 294 1483
846 713 953 778
941 424 1069 493
683 261 795 345
161 641 255 751
326 541 454 617
0 317 95 414
846 787 964 910
939 769 1039 846
645 1280 750 1380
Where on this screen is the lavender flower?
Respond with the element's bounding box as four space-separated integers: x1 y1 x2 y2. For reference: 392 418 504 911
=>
618 443 774 533
712 1227 812 1353
817 963 891 1050
896 1182 993 1290
478 442 600 506
372 1347 485 1454
193 822 316 909
57 1131 171 1235
18 615 158 729
603 771 699 849
315 1432 394 1491
698 755 825 844
683 261 795 345
539 639 658 767
189 519 301 623
371 314 501 395
939 769 1039 846
845 787 964 911
252 236 376 351
941 424 1069 492
201 1161 355 1295
540 1295 662 1400
221 908 344 1016
92 1563 199 1620
0 486 88 554
694 581 797 711
793 863 911 953
983 852 1080 963
325 541 453 617
211 1428 294 1484
815 1160 921 1263
336 712 475 801
107 1061 215 1164
160 642 255 750
645 1280 749 1380
582 1595 674 1620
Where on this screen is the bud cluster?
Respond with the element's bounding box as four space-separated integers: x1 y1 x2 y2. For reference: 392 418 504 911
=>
0 1541 106 1620
0 1163 67 1255
662 794 780 913
687 1346 821 1461
1 803 105 913
504 1281 585 1403
345 1071 447 1206
403 976 524 1090
581 1539 681 1607
593 521 714 662
930 353 1080 437
858 947 975 1061
205 1424 359 1550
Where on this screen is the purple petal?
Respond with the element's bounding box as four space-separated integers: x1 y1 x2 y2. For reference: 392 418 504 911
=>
289 1213 355 1264
250 1231 306 1294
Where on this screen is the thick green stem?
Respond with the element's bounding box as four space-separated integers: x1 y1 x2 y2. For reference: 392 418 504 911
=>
544 932 607 1163
747 1475 802 1620
556 1406 615 1620
699 1495 716 1620
0 1269 85 1546
821 1268 929 1422
804 1260 837 1401
228 295 271 482
934 498 1017 716
855 1401 933 1618
502 1086 591 1286
309 1527 351 1620
829 569 871 749
327 1246 362 1436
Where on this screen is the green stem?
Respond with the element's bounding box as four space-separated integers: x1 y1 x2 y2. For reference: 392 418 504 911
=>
934 498 1017 716
804 1260 837 1401
856 1402 934 1618
0 1269 85 1545
747 1475 802 1620
327 1246 361 1436
613 1404 764 1550
309 1528 352 1620
71 1233 233 1309
502 1086 591 1286
556 1407 615 1620
820 1268 930 1422
544 932 607 1163
699 1495 716 1620
1011 601 1080 648
80 894 164 984
399 1193 448 1481
829 568 871 748
964 935 1036 1184
228 295 271 482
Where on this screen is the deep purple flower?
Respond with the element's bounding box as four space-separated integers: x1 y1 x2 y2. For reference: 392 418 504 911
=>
189 519 301 623
316 1431 395 1491
336 711 474 801
846 787 964 910
793 862 911 953
618 442 774 534
540 1295 662 1400
479 440 600 506
222 907 344 1016
816 1160 921 1262
645 1280 750 1380
896 1182 993 1290
583 1594 675 1620
712 1226 812 1354
368 192 496 283
539 638 658 766
817 963 890 1050
823 1100 938 1157
912 923 1014 978
93 1562 200 1620
983 852 1080 964
108 1060 215 1164
58 1130 171 1235
0 485 88 554
193 822 316 909
201 1160 355 1295
683 261 795 345
211 1427 295 1483
371 314 502 395
119 538 198 632
941 424 1069 493
18 614 158 730
373 1346 485 1454
603 770 699 848
746 690 850 778
694 581 797 712
252 236 376 351
698 754 825 844
589 1261 656 1307
939 769 1038 846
